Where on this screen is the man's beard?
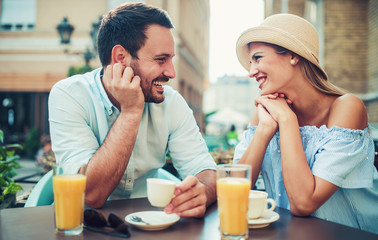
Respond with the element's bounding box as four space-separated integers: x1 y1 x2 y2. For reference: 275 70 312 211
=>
130 60 169 103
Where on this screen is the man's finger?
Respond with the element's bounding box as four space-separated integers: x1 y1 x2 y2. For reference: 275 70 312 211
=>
113 63 125 83
121 66 134 83
171 185 197 206
176 176 197 193
174 205 206 218
176 193 205 210
103 65 113 85
130 75 141 87
165 193 206 217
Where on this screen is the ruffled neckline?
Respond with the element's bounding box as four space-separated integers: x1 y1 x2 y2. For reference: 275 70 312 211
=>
248 124 370 140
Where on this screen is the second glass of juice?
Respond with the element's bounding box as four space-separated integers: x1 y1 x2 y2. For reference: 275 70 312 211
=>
216 164 251 240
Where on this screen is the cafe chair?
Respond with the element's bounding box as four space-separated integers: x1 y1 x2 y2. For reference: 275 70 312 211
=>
24 170 54 207
157 168 181 185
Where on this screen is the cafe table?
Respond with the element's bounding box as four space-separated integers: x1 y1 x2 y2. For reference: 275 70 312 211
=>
1 197 377 240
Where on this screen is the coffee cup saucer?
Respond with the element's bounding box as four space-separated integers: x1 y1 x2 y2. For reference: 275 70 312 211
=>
125 211 180 231
248 211 280 229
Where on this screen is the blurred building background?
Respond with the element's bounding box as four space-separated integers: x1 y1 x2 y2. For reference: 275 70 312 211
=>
203 75 258 135
0 0 209 152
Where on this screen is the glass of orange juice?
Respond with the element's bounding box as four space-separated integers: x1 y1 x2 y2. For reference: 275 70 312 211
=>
53 162 87 236
216 164 251 240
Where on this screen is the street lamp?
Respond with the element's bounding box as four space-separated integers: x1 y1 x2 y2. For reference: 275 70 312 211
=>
56 16 102 67
83 48 95 67
56 17 74 44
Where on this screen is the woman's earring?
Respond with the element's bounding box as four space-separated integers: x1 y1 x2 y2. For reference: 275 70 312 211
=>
290 59 296 65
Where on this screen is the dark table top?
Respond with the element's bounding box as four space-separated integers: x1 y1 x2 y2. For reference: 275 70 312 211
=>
1 197 377 240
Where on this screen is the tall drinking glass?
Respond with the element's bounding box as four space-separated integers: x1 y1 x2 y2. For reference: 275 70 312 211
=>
216 164 251 240
53 162 87 236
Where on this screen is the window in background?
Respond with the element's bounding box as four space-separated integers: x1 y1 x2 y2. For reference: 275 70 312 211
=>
0 0 36 32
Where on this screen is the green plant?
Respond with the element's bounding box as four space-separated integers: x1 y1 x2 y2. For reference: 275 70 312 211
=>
24 127 40 158
0 129 23 208
68 65 94 77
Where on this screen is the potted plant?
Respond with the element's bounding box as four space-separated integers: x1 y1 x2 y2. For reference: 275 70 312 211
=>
0 129 23 209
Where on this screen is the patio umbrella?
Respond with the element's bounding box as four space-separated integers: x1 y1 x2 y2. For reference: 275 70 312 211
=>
206 108 249 126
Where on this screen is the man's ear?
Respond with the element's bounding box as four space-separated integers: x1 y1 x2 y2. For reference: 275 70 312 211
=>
111 44 131 66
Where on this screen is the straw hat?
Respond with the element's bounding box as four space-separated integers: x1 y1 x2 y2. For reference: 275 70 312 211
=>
236 13 327 80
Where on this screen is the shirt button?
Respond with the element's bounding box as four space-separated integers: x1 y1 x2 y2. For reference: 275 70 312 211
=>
278 150 281 153
278 193 281 197
127 179 132 183
366 157 369 160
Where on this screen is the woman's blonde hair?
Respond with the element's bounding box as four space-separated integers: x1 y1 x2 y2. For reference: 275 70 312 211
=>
299 59 345 96
266 43 345 96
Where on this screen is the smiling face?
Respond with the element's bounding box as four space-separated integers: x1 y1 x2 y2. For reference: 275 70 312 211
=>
248 42 295 95
130 24 176 103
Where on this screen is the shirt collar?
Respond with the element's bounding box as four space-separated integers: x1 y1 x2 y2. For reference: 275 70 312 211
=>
94 68 115 116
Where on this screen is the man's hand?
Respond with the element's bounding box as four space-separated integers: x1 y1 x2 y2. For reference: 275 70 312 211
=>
164 175 212 218
102 63 145 114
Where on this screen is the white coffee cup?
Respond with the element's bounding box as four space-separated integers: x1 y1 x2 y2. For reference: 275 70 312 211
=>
248 190 276 219
147 178 176 207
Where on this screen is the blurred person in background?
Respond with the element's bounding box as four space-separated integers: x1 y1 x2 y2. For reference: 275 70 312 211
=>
226 124 238 147
36 134 55 174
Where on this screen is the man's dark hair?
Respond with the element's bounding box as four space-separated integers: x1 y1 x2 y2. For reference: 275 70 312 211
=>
97 3 174 67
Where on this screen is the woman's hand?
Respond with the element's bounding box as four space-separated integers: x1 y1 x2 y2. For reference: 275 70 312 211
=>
256 103 278 133
255 93 295 124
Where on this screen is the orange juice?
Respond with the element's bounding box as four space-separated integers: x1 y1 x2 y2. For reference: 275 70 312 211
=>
217 177 251 236
53 174 86 230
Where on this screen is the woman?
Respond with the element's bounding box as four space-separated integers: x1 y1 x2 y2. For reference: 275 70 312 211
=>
233 13 378 234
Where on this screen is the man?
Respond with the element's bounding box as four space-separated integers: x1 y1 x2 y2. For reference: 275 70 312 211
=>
49 3 216 218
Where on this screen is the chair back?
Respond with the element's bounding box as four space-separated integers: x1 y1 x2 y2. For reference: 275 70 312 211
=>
24 170 53 207
157 168 181 184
